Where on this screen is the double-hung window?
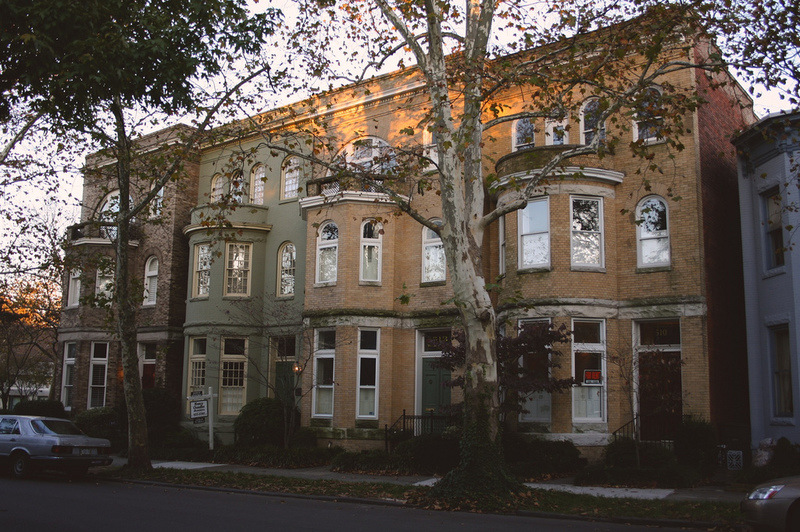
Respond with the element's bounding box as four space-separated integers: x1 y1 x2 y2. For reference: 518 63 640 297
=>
580 98 605 145
251 165 266 205
225 243 251 296
67 270 81 307
422 220 446 282
89 342 108 409
282 157 300 200
571 196 603 268
636 196 670 268
357 329 379 419
143 256 158 305
316 222 339 284
278 242 296 296
62 342 76 410
545 118 568 145
313 330 336 417
194 244 211 298
95 264 114 304
764 190 785 269
572 320 605 422
220 338 247 415
210 174 225 203
518 197 550 269
187 338 207 411
513 118 536 151
360 220 382 282
634 87 664 143
772 325 793 418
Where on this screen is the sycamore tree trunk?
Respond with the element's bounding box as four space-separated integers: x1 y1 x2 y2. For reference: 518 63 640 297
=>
111 100 151 470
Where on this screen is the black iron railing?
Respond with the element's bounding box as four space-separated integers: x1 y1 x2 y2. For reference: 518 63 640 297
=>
384 410 459 452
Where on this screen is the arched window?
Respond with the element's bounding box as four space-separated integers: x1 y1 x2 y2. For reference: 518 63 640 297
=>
545 118 568 146
513 118 536 151
360 220 382 282
143 256 159 305
281 157 301 200
316 221 339 284
422 220 446 282
634 87 664 143
210 174 225 203
278 242 296 296
333 137 395 191
580 98 605 145
152 186 164 217
98 190 130 239
636 196 670 267
230 172 244 204
250 165 266 205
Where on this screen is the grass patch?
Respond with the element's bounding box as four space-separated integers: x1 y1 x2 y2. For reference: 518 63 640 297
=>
100 467 743 526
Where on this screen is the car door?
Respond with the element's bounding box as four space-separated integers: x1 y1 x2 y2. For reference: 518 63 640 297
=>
0 417 20 456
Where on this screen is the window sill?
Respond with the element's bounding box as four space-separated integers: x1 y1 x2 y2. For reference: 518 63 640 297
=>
636 265 671 273
770 417 796 426
189 296 209 302
518 266 551 274
571 266 606 273
763 266 787 280
359 281 382 287
141 303 156 308
314 282 337 288
222 295 252 300
279 197 299 204
420 280 446 287
276 294 295 300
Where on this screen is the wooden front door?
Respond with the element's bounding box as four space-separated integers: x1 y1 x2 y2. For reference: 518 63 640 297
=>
421 358 451 414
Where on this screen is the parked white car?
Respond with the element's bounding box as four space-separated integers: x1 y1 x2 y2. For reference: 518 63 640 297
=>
0 415 112 478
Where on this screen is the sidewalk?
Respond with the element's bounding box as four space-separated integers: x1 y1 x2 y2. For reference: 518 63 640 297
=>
108 456 747 503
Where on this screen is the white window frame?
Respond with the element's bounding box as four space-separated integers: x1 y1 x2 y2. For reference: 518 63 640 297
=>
278 241 296 297
570 195 604 269
210 174 224 203
194 243 211 298
580 98 605 146
224 242 251 297
357 328 380 419
571 319 606 423
316 221 339 284
360 220 382 283
61 342 77 411
513 117 536 151
281 157 301 200
632 86 664 144
143 256 159 306
313 329 336 418
250 164 266 205
88 342 108 409
518 319 552 423
219 337 247 416
421 220 446 283
518 197 550 270
636 196 670 268
498 215 506 276
152 186 164 217
98 190 121 240
545 118 569 145
95 264 114 303
187 337 207 412
763 189 785 270
422 127 439 172
67 270 81 307
230 172 245 204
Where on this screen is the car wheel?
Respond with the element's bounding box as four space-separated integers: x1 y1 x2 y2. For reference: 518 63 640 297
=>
67 465 89 480
786 501 800 532
10 452 31 479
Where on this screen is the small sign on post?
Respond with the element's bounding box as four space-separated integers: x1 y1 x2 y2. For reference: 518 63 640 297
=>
187 387 217 450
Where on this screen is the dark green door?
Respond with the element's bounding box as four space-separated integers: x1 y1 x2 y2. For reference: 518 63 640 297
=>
421 358 451 413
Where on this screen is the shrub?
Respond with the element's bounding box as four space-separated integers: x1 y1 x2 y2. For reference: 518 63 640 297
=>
771 437 800 471
150 428 210 461
674 418 718 477
503 432 585 479
394 432 460 475
289 427 318 448
74 407 125 449
142 388 181 447
234 397 296 447
604 437 676 469
12 399 67 418
213 444 342 468
331 450 408 474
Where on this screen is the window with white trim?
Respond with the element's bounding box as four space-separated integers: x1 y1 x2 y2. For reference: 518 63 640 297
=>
771 325 793 418
67 270 81 307
89 342 108 409
152 186 164 217
357 329 380 418
580 98 605 145
360 220 382 282
230 172 245 204
62 342 76 410
571 196 603 268
518 197 550 269
278 242 296 296
138 342 157 389
316 221 338 284
251 165 266 205
636 196 670 268
210 174 224 203
422 127 439 172
545 118 568 145
513 118 536 151
194 244 211 298
498 215 506 276
764 190 785 269
572 320 605 421
188 337 207 397
225 243 251 296
281 157 300 200
220 338 247 415
95 263 114 304
98 190 122 239
422 220 446 282
143 256 158 305
633 87 664 143
313 329 336 417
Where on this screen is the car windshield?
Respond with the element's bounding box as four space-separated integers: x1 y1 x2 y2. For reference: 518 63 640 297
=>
30 419 85 436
